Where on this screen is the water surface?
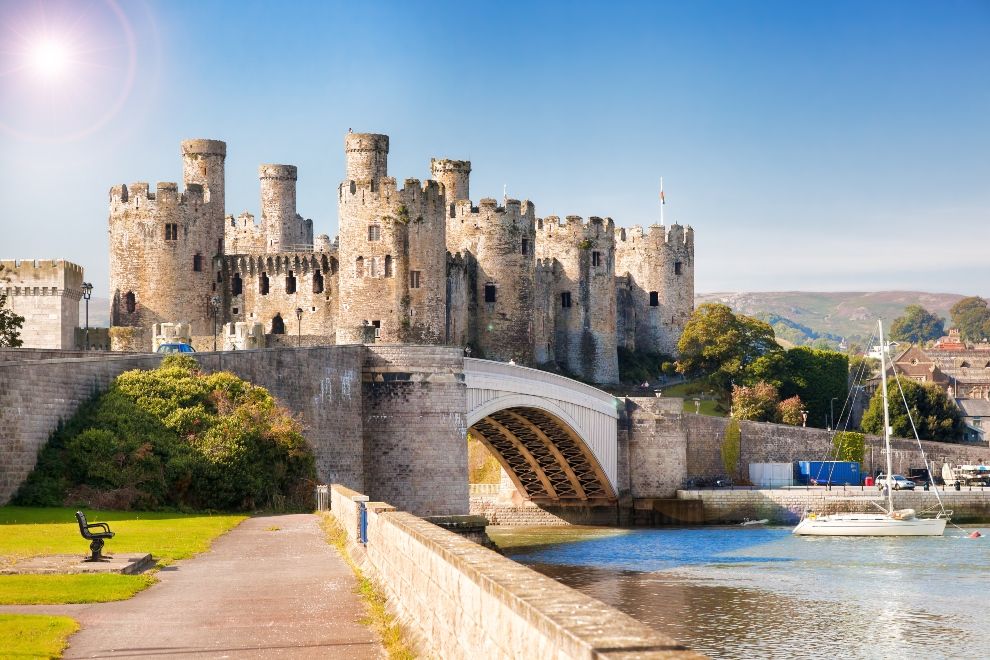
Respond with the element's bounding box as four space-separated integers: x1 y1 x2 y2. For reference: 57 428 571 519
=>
490 525 989 659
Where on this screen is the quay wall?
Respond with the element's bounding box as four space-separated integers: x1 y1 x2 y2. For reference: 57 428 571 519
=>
678 488 990 524
329 484 700 659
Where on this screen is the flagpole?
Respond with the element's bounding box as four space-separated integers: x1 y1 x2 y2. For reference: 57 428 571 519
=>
659 177 665 225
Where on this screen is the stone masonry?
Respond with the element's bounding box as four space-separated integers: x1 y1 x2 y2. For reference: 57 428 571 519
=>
108 132 696 383
0 259 83 349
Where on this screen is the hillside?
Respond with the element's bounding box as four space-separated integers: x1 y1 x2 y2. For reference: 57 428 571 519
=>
695 291 965 349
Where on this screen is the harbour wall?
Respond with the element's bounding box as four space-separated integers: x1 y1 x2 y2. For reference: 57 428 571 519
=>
677 488 990 524
328 484 701 659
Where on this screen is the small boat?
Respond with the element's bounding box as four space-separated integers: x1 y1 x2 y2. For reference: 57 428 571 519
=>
793 320 950 537
740 518 769 526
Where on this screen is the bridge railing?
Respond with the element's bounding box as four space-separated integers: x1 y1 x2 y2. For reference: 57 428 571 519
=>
464 358 618 412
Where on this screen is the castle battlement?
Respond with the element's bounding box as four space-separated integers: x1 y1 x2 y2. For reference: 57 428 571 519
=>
259 164 297 181
109 182 206 210
340 176 444 214
451 197 536 225
536 215 615 243
615 223 694 248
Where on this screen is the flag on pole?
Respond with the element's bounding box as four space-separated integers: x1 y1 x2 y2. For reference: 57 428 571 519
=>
659 177 665 205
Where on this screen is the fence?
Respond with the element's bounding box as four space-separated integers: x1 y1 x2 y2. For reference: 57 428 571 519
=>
315 484 329 512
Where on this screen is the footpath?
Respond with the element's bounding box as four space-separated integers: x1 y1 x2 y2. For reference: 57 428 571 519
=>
0 514 384 659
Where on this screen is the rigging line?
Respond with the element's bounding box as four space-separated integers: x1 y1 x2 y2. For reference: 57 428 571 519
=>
890 368 949 516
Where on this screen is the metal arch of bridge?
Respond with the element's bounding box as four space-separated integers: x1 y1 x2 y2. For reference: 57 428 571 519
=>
464 358 620 504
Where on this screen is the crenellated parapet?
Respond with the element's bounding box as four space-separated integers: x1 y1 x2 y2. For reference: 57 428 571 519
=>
431 158 471 201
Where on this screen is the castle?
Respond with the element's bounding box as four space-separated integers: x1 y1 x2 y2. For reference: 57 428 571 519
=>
108 133 694 384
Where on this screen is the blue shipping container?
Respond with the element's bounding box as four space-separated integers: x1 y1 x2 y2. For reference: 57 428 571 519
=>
795 461 861 485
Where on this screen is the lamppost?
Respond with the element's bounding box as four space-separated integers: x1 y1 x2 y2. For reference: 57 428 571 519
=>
801 409 808 428
693 398 701 414
295 307 303 347
210 295 221 351
81 282 93 350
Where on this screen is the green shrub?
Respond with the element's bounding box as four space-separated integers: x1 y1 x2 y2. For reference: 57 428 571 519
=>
833 431 865 464
15 356 315 512
722 419 741 477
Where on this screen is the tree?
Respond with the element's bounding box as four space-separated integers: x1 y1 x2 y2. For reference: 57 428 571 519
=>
861 376 963 442
0 290 25 347
778 395 805 426
889 305 945 344
747 346 848 429
848 355 879 384
949 296 990 343
676 303 780 402
722 419 741 478
732 382 780 422
833 431 865 463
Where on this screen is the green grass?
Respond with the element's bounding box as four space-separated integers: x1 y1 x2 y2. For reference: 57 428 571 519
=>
0 614 78 658
682 398 726 417
0 507 246 607
0 574 156 605
0 507 246 564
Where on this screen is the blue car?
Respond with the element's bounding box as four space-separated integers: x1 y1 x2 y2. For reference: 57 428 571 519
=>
156 343 195 353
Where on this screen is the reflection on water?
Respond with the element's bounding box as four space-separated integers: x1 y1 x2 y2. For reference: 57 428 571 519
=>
491 526 990 659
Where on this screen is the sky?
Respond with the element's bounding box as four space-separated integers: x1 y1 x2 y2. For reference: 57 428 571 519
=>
1 0 988 300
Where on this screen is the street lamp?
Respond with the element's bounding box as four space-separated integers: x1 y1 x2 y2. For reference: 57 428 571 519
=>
693 397 701 414
81 282 93 350
801 409 808 428
210 295 221 351
295 307 303 347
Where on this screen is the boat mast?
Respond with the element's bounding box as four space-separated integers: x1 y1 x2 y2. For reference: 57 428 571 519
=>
878 319 895 515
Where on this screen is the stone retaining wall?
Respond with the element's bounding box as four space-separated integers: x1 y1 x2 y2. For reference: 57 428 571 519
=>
469 495 621 526
678 488 990 524
330 484 700 659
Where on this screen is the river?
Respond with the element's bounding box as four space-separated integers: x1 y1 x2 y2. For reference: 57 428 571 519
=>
489 525 989 659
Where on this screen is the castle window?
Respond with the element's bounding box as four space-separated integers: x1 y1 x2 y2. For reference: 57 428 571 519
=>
259 272 270 295
271 313 285 334
592 251 601 267
313 270 324 293
484 282 497 303
675 261 683 275
232 307 239 315
521 238 529 255
125 291 136 314
355 257 364 277
216 270 223 283
165 223 178 241
193 254 203 272
410 270 421 289
384 255 393 277
368 225 381 241
372 320 381 338
449 203 456 217
649 291 659 307
561 292 572 308
286 271 297 294
232 273 243 296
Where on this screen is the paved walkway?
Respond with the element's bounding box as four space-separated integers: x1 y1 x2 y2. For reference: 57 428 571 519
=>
1 514 384 659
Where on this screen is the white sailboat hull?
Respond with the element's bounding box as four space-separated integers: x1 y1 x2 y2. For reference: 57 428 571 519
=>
793 513 946 536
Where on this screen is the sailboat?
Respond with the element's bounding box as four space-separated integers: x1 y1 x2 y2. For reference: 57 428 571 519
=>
793 320 949 536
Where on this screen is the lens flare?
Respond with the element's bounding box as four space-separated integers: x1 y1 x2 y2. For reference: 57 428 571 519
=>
27 38 71 79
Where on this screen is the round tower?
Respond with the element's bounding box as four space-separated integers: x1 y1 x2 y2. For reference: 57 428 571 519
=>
430 158 471 201
181 139 226 211
535 215 618 384
344 133 389 181
259 164 298 252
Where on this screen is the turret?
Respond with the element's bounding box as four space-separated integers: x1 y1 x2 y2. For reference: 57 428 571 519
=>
345 133 389 181
181 139 226 211
431 158 471 202
259 164 299 251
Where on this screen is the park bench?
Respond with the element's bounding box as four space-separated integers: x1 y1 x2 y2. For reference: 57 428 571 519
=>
75 511 114 562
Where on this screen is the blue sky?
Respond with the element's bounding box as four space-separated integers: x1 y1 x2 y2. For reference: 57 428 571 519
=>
1 0 988 299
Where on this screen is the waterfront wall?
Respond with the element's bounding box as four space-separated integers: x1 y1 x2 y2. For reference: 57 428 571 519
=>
678 488 990 524
329 484 700 659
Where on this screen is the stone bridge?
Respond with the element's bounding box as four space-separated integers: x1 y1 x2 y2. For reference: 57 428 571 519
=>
464 358 619 505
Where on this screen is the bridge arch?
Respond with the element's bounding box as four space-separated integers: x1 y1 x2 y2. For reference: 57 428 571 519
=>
464 359 620 504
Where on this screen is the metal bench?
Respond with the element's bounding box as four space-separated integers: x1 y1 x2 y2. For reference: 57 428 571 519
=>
75 511 114 562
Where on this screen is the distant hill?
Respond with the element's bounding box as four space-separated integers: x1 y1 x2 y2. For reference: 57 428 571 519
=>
695 291 965 349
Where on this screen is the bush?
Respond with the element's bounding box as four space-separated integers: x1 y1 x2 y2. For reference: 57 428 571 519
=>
778 395 804 426
15 356 316 512
732 382 780 422
833 431 865 464
722 419 741 478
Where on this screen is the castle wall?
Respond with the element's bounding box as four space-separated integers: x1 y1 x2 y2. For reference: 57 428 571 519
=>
533 259 557 364
259 164 313 252
0 260 83 349
615 224 694 356
225 212 265 254
536 216 618 384
445 253 471 348
430 158 471 202
445 198 536 363
109 139 227 351
219 251 338 342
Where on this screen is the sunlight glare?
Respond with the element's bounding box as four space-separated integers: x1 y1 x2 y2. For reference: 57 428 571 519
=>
27 38 71 79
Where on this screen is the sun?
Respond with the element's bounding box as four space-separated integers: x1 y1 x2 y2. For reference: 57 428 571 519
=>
26 38 72 79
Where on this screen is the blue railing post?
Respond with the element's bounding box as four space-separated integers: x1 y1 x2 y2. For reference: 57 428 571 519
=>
358 501 368 545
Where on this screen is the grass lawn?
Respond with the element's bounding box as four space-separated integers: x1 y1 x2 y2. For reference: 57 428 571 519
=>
682 398 726 417
0 614 78 658
0 507 245 606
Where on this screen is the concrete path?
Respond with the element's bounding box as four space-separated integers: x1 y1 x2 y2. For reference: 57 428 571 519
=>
2 514 384 659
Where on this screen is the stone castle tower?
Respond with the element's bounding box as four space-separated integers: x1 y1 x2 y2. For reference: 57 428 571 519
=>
107 132 695 384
